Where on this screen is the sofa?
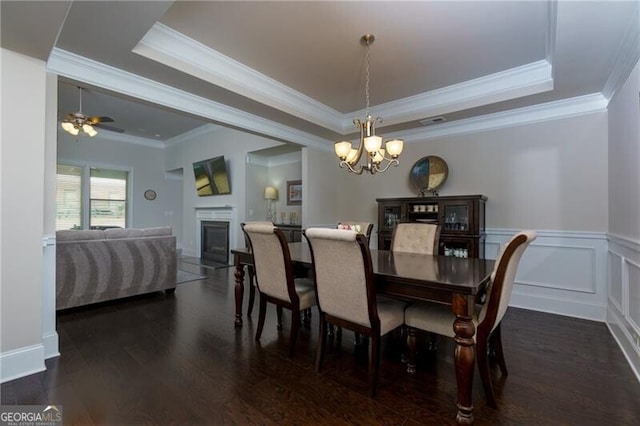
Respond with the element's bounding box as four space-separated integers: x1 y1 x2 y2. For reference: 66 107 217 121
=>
56 226 177 310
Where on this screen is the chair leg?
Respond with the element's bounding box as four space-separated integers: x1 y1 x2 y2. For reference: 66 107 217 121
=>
368 334 381 397
289 308 300 358
406 327 417 374
247 267 256 317
476 332 497 408
276 305 284 330
315 315 327 373
491 323 509 376
427 332 439 352
255 295 267 341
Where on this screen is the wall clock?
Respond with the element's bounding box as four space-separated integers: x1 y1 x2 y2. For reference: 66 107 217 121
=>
144 189 157 200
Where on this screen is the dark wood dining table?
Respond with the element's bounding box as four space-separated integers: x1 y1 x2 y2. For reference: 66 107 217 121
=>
231 243 494 425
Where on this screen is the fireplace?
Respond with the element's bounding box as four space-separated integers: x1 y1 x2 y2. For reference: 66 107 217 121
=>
201 221 230 264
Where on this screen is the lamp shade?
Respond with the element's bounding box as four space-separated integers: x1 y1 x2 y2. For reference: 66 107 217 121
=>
372 149 385 164
264 186 278 200
385 139 404 157
364 135 382 153
334 141 352 159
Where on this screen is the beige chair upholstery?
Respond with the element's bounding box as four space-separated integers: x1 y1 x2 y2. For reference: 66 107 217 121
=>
337 221 374 244
404 230 536 407
242 222 316 357
304 227 406 397
391 222 440 255
244 221 273 317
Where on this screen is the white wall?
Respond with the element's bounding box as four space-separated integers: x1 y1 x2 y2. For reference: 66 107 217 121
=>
607 59 640 380
303 147 342 228
1 48 47 381
165 125 281 257
333 112 609 321
268 156 302 224
57 131 183 240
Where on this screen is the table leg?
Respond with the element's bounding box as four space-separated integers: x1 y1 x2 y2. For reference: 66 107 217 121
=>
452 293 476 424
234 260 245 327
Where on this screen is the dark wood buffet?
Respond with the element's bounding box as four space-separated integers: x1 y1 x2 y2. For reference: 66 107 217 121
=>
377 194 486 258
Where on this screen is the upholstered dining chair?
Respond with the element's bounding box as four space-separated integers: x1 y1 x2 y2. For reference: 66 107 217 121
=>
337 221 374 245
242 222 316 357
304 227 406 397
244 221 273 318
391 222 440 255
404 230 536 407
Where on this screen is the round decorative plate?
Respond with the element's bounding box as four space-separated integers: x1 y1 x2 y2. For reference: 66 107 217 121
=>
144 189 157 200
409 156 449 195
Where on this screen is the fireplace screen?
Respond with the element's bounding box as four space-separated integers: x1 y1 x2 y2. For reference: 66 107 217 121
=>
201 221 230 264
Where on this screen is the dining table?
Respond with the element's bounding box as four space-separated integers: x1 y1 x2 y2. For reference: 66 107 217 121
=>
231 243 495 425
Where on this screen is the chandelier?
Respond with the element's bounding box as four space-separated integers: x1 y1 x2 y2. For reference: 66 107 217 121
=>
334 34 404 175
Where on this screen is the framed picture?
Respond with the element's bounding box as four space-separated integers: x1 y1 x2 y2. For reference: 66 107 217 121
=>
287 180 302 205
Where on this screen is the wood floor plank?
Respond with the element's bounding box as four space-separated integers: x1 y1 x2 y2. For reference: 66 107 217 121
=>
2 260 639 425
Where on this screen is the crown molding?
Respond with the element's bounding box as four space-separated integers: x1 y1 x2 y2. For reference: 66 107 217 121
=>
602 4 640 100
133 23 345 134
135 23 555 135
390 93 608 143
163 124 221 148
47 48 331 150
57 127 165 148
363 60 553 129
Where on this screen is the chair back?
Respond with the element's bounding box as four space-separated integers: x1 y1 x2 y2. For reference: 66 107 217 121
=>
391 222 440 255
478 231 536 333
242 222 295 303
337 221 374 243
304 228 377 329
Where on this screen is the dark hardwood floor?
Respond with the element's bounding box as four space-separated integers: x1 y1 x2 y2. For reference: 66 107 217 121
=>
2 259 639 425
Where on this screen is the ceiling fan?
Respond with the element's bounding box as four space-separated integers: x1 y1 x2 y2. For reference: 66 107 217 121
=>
60 87 124 137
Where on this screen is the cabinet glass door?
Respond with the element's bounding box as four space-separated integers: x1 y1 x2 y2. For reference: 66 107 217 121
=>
443 203 471 232
382 205 402 231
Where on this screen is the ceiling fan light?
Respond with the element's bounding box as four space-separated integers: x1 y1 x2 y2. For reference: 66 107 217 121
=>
386 139 404 157
61 121 75 134
83 124 98 137
364 135 382 153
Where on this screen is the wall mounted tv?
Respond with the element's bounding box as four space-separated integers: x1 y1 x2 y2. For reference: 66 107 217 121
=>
193 155 231 196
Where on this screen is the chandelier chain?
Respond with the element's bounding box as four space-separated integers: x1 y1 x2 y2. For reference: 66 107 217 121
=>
365 41 370 115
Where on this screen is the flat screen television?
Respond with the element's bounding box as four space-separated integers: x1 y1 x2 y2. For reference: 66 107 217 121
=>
192 155 231 196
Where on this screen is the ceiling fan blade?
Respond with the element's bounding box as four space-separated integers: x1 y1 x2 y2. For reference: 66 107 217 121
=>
94 123 125 133
88 116 115 124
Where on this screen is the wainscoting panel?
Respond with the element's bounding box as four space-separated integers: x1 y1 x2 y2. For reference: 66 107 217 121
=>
486 229 608 321
606 233 640 381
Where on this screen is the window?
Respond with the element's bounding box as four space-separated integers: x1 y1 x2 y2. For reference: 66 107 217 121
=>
56 164 129 230
90 168 128 229
56 165 82 230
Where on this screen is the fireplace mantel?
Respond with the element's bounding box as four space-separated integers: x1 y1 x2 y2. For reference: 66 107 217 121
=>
195 206 237 263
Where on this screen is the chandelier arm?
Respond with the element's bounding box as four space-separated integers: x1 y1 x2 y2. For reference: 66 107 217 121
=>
339 161 366 175
372 158 400 174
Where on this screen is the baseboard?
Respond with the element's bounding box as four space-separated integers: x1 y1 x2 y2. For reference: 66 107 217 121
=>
510 290 606 321
43 331 60 359
0 344 46 384
606 305 640 383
